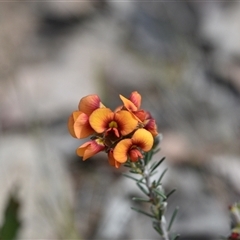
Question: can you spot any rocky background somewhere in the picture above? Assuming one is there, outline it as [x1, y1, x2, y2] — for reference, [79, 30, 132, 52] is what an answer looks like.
[1, 1, 240, 239]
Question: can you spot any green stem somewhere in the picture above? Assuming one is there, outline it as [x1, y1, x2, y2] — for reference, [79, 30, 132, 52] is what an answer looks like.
[143, 168, 169, 240]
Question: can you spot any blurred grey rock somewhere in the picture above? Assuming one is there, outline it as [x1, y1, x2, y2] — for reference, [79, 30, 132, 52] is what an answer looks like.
[165, 165, 230, 239]
[197, 1, 240, 93]
[0, 2, 36, 80]
[0, 133, 78, 239]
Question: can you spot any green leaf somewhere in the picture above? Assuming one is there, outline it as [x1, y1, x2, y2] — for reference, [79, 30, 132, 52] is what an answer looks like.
[171, 234, 180, 240]
[132, 197, 150, 203]
[129, 170, 141, 174]
[152, 188, 167, 200]
[0, 193, 21, 240]
[150, 157, 166, 173]
[157, 168, 168, 185]
[166, 189, 176, 199]
[123, 163, 131, 168]
[137, 176, 145, 183]
[152, 148, 160, 155]
[152, 224, 163, 236]
[136, 182, 149, 196]
[168, 207, 179, 231]
[122, 173, 140, 182]
[131, 207, 155, 219]
[144, 151, 153, 165]
[149, 171, 158, 177]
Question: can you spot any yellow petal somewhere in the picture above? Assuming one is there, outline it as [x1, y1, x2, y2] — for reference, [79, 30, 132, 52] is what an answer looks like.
[132, 129, 154, 152]
[113, 139, 132, 163]
[114, 110, 138, 136]
[89, 108, 113, 133]
[78, 94, 105, 116]
[129, 91, 141, 109]
[119, 94, 138, 112]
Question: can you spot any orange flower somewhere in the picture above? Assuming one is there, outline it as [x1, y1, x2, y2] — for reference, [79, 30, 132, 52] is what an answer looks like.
[76, 138, 105, 160]
[119, 91, 141, 112]
[68, 94, 105, 139]
[68, 111, 95, 138]
[113, 128, 154, 163]
[89, 108, 138, 137]
[120, 92, 158, 137]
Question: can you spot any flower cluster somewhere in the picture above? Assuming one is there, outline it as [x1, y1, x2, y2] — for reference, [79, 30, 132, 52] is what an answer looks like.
[68, 91, 158, 168]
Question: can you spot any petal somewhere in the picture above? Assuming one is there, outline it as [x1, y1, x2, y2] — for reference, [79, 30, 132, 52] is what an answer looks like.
[78, 94, 105, 116]
[114, 110, 138, 136]
[129, 91, 141, 109]
[68, 111, 81, 138]
[113, 139, 132, 163]
[119, 94, 138, 112]
[89, 108, 114, 133]
[74, 112, 95, 138]
[133, 110, 147, 122]
[129, 148, 143, 162]
[76, 140, 105, 160]
[72, 111, 82, 121]
[106, 127, 120, 138]
[114, 105, 123, 113]
[132, 129, 154, 152]
[108, 150, 121, 168]
[144, 119, 158, 137]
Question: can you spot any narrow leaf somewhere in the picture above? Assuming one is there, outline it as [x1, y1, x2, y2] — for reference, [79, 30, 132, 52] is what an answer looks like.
[137, 176, 145, 183]
[131, 207, 155, 218]
[132, 197, 150, 203]
[136, 182, 149, 196]
[150, 157, 166, 173]
[171, 234, 180, 240]
[144, 151, 153, 165]
[166, 189, 176, 199]
[149, 170, 158, 177]
[152, 148, 160, 155]
[168, 207, 179, 231]
[153, 189, 167, 200]
[122, 173, 140, 182]
[129, 170, 140, 174]
[157, 168, 168, 185]
[153, 225, 163, 235]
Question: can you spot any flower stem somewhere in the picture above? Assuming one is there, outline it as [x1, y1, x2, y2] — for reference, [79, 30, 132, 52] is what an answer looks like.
[143, 168, 169, 240]
[124, 137, 178, 239]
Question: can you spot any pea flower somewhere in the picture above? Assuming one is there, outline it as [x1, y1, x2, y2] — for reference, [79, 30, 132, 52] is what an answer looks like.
[89, 108, 138, 137]
[68, 94, 105, 139]
[76, 138, 105, 160]
[120, 91, 158, 136]
[113, 129, 154, 163]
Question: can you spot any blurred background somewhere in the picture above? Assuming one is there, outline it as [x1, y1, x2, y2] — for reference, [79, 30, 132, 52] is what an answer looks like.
[1, 1, 240, 239]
